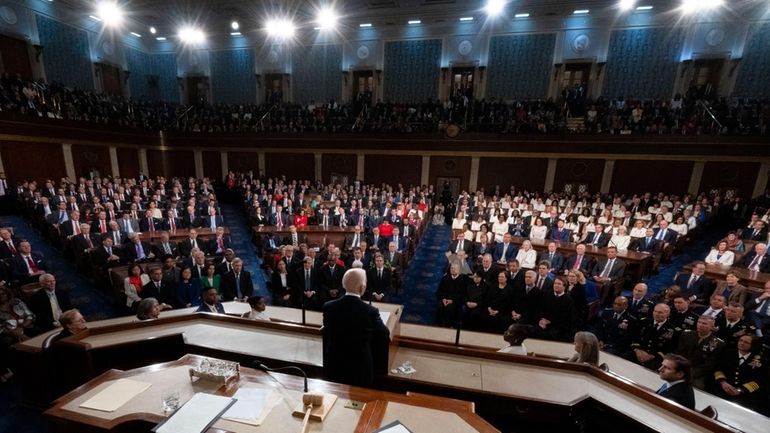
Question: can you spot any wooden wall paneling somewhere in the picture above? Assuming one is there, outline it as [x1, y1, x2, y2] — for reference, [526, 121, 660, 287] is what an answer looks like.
[429, 156, 472, 192]
[553, 159, 604, 194]
[227, 152, 260, 174]
[71, 145, 111, 178]
[610, 160, 693, 195]
[477, 157, 548, 193]
[321, 154, 356, 184]
[0, 141, 64, 183]
[264, 153, 314, 180]
[699, 162, 760, 196]
[164, 150, 195, 179]
[145, 149, 163, 178]
[364, 155, 422, 186]
[116, 148, 139, 179]
[202, 151, 222, 181]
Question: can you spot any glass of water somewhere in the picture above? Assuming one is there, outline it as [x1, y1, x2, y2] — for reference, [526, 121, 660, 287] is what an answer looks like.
[161, 390, 180, 414]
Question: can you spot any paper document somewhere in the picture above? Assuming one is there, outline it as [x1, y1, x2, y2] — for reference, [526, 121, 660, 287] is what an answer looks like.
[379, 311, 391, 325]
[373, 420, 414, 433]
[79, 378, 152, 412]
[221, 387, 280, 426]
[154, 393, 235, 433]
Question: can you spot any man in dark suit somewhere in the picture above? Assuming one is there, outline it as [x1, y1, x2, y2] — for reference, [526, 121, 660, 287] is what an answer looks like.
[177, 230, 203, 258]
[153, 231, 179, 257]
[509, 270, 543, 326]
[322, 268, 390, 387]
[740, 243, 770, 273]
[368, 227, 385, 252]
[91, 237, 122, 269]
[142, 267, 175, 306]
[631, 227, 663, 253]
[269, 205, 289, 228]
[591, 246, 627, 302]
[0, 228, 21, 259]
[674, 262, 713, 304]
[123, 233, 155, 263]
[594, 296, 638, 356]
[294, 257, 320, 309]
[197, 286, 226, 313]
[448, 231, 473, 256]
[221, 258, 254, 301]
[181, 206, 202, 229]
[629, 303, 677, 370]
[28, 273, 72, 332]
[207, 227, 232, 256]
[533, 262, 554, 292]
[344, 225, 366, 251]
[538, 241, 565, 273]
[10, 241, 47, 284]
[550, 220, 571, 242]
[365, 255, 391, 302]
[70, 224, 99, 254]
[202, 208, 225, 231]
[746, 281, 770, 337]
[656, 354, 696, 410]
[389, 227, 407, 253]
[562, 244, 595, 276]
[653, 220, 678, 245]
[741, 220, 768, 241]
[320, 252, 346, 303]
[534, 277, 576, 342]
[582, 225, 611, 248]
[161, 210, 182, 231]
[493, 233, 517, 265]
[283, 225, 307, 248]
[138, 210, 159, 232]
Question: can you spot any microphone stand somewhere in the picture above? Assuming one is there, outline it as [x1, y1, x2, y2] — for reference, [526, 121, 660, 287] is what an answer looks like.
[301, 293, 307, 326]
[252, 360, 309, 392]
[454, 317, 462, 346]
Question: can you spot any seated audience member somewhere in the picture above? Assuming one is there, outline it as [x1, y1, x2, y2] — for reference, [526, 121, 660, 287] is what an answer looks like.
[655, 354, 696, 410]
[29, 273, 72, 332]
[124, 233, 155, 263]
[200, 264, 222, 299]
[261, 231, 282, 255]
[207, 227, 231, 256]
[673, 262, 712, 304]
[248, 295, 270, 320]
[178, 229, 202, 258]
[197, 286, 225, 313]
[153, 231, 178, 257]
[563, 244, 595, 275]
[747, 281, 770, 337]
[481, 271, 514, 333]
[630, 227, 662, 253]
[653, 220, 678, 246]
[222, 258, 254, 302]
[712, 335, 766, 412]
[676, 315, 725, 389]
[124, 264, 150, 311]
[591, 246, 626, 297]
[70, 224, 97, 254]
[319, 251, 345, 302]
[136, 298, 162, 320]
[10, 241, 46, 285]
[608, 225, 631, 251]
[50, 308, 87, 345]
[528, 218, 548, 241]
[514, 239, 537, 269]
[161, 256, 180, 286]
[697, 294, 726, 320]
[715, 302, 754, 349]
[1, 285, 37, 381]
[538, 241, 564, 273]
[436, 263, 467, 328]
[216, 249, 236, 275]
[365, 254, 391, 302]
[704, 240, 735, 266]
[594, 296, 638, 356]
[346, 247, 369, 269]
[740, 242, 770, 273]
[533, 261, 554, 291]
[270, 260, 293, 305]
[568, 331, 600, 366]
[723, 231, 745, 253]
[629, 303, 677, 370]
[652, 284, 682, 307]
[582, 224, 610, 248]
[670, 295, 699, 333]
[176, 267, 202, 308]
[535, 277, 576, 342]
[550, 219, 571, 242]
[142, 267, 174, 307]
[449, 230, 472, 256]
[498, 324, 530, 355]
[493, 233, 517, 265]
[462, 270, 488, 330]
[628, 283, 654, 319]
[711, 271, 749, 307]
[742, 220, 768, 241]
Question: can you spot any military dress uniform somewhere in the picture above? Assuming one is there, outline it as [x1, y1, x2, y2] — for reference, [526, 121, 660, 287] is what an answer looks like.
[594, 308, 638, 356]
[676, 330, 725, 389]
[714, 318, 755, 350]
[713, 350, 766, 411]
[627, 298, 654, 320]
[629, 319, 677, 370]
[670, 308, 699, 334]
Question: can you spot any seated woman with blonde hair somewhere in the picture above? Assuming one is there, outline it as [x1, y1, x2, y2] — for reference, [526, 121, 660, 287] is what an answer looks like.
[568, 331, 600, 366]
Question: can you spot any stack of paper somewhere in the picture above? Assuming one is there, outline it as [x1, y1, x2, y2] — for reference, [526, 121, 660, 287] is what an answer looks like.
[221, 388, 281, 426]
[79, 379, 152, 412]
[154, 393, 235, 433]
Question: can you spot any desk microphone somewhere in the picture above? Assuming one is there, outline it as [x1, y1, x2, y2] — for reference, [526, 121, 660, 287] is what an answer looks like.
[252, 360, 309, 392]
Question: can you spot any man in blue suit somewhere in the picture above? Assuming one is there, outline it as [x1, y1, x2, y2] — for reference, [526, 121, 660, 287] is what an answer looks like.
[323, 268, 390, 387]
[493, 233, 517, 265]
[538, 241, 565, 273]
[674, 262, 713, 304]
[197, 287, 225, 313]
[550, 220, 571, 242]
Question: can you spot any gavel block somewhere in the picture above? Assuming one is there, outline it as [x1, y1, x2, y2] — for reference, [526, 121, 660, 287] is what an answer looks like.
[291, 392, 338, 422]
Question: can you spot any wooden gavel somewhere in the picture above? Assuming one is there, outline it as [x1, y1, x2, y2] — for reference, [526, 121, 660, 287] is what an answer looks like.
[299, 393, 324, 433]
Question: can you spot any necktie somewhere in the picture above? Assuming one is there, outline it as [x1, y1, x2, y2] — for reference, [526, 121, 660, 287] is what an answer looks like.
[26, 255, 39, 273]
[235, 273, 242, 298]
[59, 211, 65, 224]
[657, 230, 665, 241]
[48, 292, 61, 322]
[656, 383, 669, 395]
[107, 247, 112, 256]
[593, 234, 600, 245]
[192, 240, 197, 250]
[114, 232, 120, 245]
[537, 276, 544, 288]
[293, 233, 298, 246]
[211, 216, 216, 229]
[165, 243, 172, 254]
[148, 218, 155, 232]
[758, 298, 770, 317]
[613, 313, 620, 320]
[86, 236, 93, 249]
[305, 271, 310, 290]
[738, 356, 745, 365]
[170, 219, 176, 231]
[74, 223, 81, 235]
[456, 240, 462, 253]
[136, 243, 145, 259]
[217, 238, 224, 253]
[101, 221, 106, 233]
[7, 242, 16, 255]
[601, 259, 613, 278]
[379, 269, 382, 279]
[501, 244, 508, 259]
[574, 255, 582, 270]
[748, 255, 761, 271]
[633, 299, 639, 308]
[687, 275, 697, 289]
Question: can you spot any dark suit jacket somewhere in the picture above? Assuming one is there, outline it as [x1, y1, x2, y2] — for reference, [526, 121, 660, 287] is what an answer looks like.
[368, 235, 386, 251]
[659, 382, 696, 410]
[365, 268, 392, 299]
[449, 239, 473, 255]
[563, 254, 595, 274]
[10, 253, 46, 282]
[591, 258, 627, 283]
[582, 232, 610, 248]
[674, 273, 713, 302]
[653, 228, 678, 244]
[322, 294, 390, 387]
[0, 238, 20, 259]
[138, 217, 159, 232]
[181, 214, 202, 229]
[161, 218, 182, 231]
[740, 252, 770, 273]
[538, 251, 565, 271]
[320, 265, 346, 301]
[493, 242, 517, 263]
[631, 236, 662, 253]
[177, 238, 204, 257]
[221, 270, 255, 300]
[741, 228, 768, 241]
[123, 241, 153, 262]
[153, 241, 179, 258]
[141, 280, 175, 305]
[70, 233, 98, 254]
[201, 215, 224, 230]
[29, 288, 72, 332]
[550, 228, 571, 242]
[206, 236, 232, 256]
[197, 302, 226, 314]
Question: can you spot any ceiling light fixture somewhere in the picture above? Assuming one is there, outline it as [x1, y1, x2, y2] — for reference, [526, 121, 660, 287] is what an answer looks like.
[95, 1, 124, 27]
[484, 0, 506, 17]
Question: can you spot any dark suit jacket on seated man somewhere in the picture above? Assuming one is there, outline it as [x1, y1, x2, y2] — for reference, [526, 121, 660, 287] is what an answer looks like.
[322, 268, 390, 387]
[197, 287, 226, 313]
[656, 354, 696, 410]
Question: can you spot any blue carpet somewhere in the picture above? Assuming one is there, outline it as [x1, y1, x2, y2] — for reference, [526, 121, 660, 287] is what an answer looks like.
[0, 216, 118, 321]
[390, 223, 451, 324]
[0, 382, 49, 433]
[220, 204, 270, 301]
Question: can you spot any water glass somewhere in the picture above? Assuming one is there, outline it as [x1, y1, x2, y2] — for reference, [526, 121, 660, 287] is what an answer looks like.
[161, 390, 180, 414]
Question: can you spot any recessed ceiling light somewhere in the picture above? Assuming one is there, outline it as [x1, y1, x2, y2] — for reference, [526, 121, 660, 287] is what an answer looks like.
[359, 23, 372, 28]
[130, 32, 141, 37]
[155, 37, 167, 41]
[230, 32, 241, 36]
[514, 13, 530, 18]
[149, 26, 157, 34]
[636, 5, 653, 10]
[231, 21, 239, 30]
[408, 20, 421, 24]
[573, 9, 590, 15]
[459, 17, 474, 22]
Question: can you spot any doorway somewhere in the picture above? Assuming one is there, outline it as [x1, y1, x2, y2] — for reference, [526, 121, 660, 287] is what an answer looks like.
[98, 63, 122, 96]
[352, 70, 374, 106]
[185, 76, 209, 106]
[691, 59, 724, 98]
[561, 63, 591, 116]
[264, 73, 283, 105]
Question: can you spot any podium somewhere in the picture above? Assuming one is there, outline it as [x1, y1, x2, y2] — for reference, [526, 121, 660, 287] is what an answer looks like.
[44, 354, 498, 433]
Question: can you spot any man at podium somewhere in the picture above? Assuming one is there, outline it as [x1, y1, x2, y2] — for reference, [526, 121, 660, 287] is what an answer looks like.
[322, 268, 390, 387]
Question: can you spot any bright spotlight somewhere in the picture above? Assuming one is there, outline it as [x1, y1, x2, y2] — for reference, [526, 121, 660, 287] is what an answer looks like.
[265, 18, 296, 39]
[231, 21, 239, 30]
[619, 0, 636, 11]
[149, 26, 157, 34]
[96, 1, 124, 27]
[681, 0, 723, 14]
[484, 0, 506, 17]
[316, 7, 338, 30]
[178, 26, 205, 44]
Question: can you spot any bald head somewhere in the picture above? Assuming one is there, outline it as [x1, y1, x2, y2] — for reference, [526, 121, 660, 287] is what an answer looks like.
[342, 268, 367, 296]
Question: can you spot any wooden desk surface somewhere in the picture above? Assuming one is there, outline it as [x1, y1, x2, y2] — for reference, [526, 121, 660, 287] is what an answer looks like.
[253, 226, 358, 234]
[508, 236, 652, 263]
[136, 227, 229, 242]
[45, 354, 497, 433]
[682, 261, 769, 289]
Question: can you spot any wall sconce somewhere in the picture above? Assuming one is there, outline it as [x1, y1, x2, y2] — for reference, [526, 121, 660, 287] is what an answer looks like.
[177, 77, 184, 90]
[375, 69, 382, 84]
[728, 58, 741, 77]
[342, 70, 349, 85]
[123, 70, 130, 84]
[33, 44, 43, 62]
[255, 74, 261, 88]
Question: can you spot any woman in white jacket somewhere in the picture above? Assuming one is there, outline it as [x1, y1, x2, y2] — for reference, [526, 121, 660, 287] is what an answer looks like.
[704, 240, 735, 266]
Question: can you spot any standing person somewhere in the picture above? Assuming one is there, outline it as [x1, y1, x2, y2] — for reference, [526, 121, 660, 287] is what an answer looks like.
[655, 354, 696, 410]
[322, 268, 390, 387]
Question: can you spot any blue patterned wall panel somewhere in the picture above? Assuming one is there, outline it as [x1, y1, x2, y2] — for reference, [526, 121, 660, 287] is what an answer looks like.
[210, 49, 256, 104]
[603, 28, 683, 99]
[125, 48, 178, 103]
[383, 39, 442, 103]
[292, 44, 342, 104]
[486, 33, 556, 100]
[35, 14, 93, 90]
[734, 23, 770, 98]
